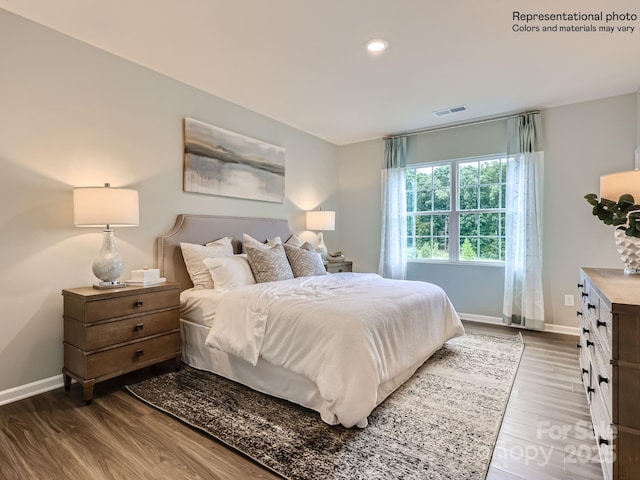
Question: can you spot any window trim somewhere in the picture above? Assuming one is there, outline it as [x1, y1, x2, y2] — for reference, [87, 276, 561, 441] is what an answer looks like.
[406, 153, 507, 265]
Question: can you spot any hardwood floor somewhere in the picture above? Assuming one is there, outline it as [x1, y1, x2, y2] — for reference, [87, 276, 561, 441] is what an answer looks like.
[0, 322, 603, 480]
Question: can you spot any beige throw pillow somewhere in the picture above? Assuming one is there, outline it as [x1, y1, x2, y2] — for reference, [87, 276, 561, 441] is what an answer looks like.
[283, 244, 327, 278]
[245, 244, 294, 283]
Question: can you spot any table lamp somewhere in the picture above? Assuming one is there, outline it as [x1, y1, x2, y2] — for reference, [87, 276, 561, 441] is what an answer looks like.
[306, 209, 335, 261]
[73, 183, 139, 288]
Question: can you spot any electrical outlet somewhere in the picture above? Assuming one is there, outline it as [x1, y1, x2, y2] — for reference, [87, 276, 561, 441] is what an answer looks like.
[564, 294, 575, 307]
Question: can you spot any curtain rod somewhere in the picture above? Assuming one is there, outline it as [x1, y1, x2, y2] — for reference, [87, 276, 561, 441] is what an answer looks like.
[384, 110, 540, 139]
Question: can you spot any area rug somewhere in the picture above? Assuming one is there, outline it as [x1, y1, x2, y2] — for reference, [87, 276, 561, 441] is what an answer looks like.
[126, 332, 523, 480]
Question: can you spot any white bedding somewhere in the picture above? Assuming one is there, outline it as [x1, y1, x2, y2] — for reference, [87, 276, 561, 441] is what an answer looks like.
[204, 272, 464, 427]
[180, 288, 225, 327]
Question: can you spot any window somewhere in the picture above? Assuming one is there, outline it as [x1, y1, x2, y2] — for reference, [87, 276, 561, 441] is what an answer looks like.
[406, 154, 507, 263]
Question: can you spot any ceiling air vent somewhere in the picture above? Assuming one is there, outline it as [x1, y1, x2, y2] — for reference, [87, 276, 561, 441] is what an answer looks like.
[433, 105, 469, 117]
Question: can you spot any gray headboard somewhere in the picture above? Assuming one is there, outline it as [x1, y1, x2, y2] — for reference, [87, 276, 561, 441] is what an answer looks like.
[156, 214, 292, 292]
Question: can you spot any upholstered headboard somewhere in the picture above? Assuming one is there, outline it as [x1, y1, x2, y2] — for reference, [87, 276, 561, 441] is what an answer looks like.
[156, 214, 292, 292]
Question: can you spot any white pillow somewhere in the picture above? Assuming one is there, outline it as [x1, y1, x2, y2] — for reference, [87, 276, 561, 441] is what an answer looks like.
[245, 244, 294, 283]
[180, 237, 233, 289]
[242, 233, 282, 253]
[283, 244, 327, 278]
[203, 254, 256, 291]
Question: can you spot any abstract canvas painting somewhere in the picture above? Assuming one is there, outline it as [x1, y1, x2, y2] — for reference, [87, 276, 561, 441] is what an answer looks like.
[183, 118, 285, 203]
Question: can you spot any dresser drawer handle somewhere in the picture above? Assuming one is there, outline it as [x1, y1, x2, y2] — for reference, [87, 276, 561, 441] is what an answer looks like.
[587, 386, 595, 395]
[134, 323, 144, 332]
[577, 283, 584, 289]
[576, 311, 582, 317]
[598, 436, 609, 446]
[135, 349, 144, 357]
[598, 375, 609, 385]
[586, 340, 594, 348]
[596, 320, 606, 328]
[581, 292, 588, 298]
[576, 343, 582, 350]
[587, 303, 596, 310]
[581, 368, 589, 377]
[135, 300, 144, 308]
[582, 327, 590, 334]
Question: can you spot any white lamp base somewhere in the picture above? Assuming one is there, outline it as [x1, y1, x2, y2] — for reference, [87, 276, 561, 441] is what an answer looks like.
[92, 229, 125, 289]
[316, 232, 328, 262]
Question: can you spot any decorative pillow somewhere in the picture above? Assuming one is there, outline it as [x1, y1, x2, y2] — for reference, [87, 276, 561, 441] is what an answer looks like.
[242, 233, 282, 253]
[285, 233, 304, 248]
[180, 237, 233, 289]
[283, 244, 327, 278]
[203, 254, 255, 291]
[300, 241, 316, 251]
[245, 244, 294, 283]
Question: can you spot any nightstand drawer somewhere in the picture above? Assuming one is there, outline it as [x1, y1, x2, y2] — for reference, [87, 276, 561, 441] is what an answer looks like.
[64, 308, 179, 351]
[65, 332, 181, 380]
[79, 289, 179, 323]
[326, 261, 352, 273]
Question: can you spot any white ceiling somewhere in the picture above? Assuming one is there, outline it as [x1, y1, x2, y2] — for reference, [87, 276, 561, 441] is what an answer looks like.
[2, 0, 639, 145]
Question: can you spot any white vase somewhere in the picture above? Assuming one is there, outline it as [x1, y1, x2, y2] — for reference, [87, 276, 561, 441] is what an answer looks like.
[614, 228, 640, 274]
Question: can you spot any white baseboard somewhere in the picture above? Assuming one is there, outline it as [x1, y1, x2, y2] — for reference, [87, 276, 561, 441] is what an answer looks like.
[0, 374, 65, 407]
[460, 312, 579, 337]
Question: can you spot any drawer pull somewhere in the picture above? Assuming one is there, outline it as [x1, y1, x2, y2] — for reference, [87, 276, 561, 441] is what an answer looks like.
[135, 349, 144, 357]
[587, 303, 596, 310]
[596, 320, 606, 328]
[582, 327, 590, 334]
[581, 292, 589, 298]
[135, 300, 144, 307]
[576, 343, 582, 350]
[134, 323, 144, 331]
[586, 340, 594, 348]
[581, 368, 589, 377]
[576, 311, 582, 317]
[598, 375, 609, 385]
[587, 386, 595, 395]
[577, 283, 584, 289]
[598, 436, 609, 446]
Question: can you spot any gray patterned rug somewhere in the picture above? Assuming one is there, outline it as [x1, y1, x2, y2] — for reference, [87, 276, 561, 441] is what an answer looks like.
[126, 332, 523, 480]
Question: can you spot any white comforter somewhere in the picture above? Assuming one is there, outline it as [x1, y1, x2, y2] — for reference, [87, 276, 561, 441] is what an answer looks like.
[205, 272, 464, 427]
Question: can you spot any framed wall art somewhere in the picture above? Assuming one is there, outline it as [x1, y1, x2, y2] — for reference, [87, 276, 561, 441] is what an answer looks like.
[183, 117, 285, 203]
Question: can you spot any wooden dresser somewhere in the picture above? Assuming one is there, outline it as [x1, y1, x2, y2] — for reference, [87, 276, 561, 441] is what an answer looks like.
[62, 282, 181, 403]
[578, 268, 640, 480]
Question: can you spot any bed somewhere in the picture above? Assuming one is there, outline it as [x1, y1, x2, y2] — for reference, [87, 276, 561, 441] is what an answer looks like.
[157, 214, 464, 428]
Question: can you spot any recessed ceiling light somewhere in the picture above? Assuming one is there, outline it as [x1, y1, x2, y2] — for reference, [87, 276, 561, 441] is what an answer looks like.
[366, 38, 388, 54]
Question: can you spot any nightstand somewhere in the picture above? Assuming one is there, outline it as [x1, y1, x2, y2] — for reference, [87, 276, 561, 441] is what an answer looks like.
[62, 282, 181, 404]
[325, 261, 353, 273]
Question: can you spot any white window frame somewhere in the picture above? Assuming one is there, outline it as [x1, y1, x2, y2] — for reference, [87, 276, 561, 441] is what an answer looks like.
[406, 153, 507, 266]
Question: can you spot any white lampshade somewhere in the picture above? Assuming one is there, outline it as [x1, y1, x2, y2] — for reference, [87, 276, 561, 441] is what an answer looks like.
[73, 184, 139, 227]
[306, 210, 335, 231]
[600, 170, 640, 203]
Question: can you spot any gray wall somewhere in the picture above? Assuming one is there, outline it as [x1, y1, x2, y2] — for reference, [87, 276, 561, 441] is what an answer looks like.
[0, 10, 339, 392]
[338, 94, 637, 326]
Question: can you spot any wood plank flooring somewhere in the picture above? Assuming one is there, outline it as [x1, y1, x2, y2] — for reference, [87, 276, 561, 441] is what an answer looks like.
[0, 321, 604, 480]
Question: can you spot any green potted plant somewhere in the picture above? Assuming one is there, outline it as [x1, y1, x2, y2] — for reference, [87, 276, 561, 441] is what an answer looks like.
[585, 193, 640, 273]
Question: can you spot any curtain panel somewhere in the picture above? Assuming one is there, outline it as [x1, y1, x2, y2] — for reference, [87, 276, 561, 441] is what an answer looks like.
[503, 113, 545, 330]
[379, 137, 407, 279]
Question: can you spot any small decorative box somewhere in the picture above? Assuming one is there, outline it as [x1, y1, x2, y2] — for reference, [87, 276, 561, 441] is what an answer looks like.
[131, 268, 160, 282]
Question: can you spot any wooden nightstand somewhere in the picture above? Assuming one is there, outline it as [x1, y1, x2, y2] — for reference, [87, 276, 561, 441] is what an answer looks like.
[325, 261, 353, 273]
[62, 282, 181, 404]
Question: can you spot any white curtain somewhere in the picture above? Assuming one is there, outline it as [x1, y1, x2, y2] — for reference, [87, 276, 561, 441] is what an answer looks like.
[379, 137, 407, 279]
[503, 113, 545, 330]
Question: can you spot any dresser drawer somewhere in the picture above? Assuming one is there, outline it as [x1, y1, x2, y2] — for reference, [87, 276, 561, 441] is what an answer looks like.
[82, 289, 179, 323]
[65, 332, 181, 380]
[591, 388, 614, 480]
[64, 309, 179, 351]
